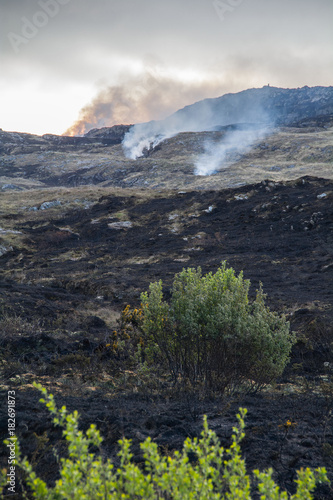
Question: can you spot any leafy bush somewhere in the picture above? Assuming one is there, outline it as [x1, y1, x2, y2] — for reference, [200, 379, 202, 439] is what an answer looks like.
[1, 384, 328, 499]
[140, 262, 295, 392]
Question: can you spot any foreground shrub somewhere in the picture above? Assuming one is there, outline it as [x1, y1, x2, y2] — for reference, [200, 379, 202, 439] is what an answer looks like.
[140, 262, 295, 392]
[1, 384, 328, 499]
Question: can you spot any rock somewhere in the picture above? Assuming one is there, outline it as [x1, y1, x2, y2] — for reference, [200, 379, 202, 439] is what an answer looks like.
[40, 200, 62, 210]
[234, 194, 248, 201]
[28, 201, 62, 211]
[0, 227, 22, 235]
[1, 183, 23, 191]
[85, 315, 107, 330]
[0, 245, 13, 257]
[108, 221, 132, 229]
[84, 124, 131, 144]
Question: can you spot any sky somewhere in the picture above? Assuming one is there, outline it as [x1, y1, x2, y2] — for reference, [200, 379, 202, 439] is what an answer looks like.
[0, 0, 332, 136]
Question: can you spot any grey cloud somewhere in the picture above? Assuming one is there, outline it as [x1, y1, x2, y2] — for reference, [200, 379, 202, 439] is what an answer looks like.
[3, 0, 332, 66]
[1, 0, 332, 135]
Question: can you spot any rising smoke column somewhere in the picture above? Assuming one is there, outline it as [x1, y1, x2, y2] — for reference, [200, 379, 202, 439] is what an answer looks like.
[122, 117, 193, 159]
[194, 126, 273, 176]
[64, 85, 135, 136]
[122, 121, 165, 159]
[63, 68, 227, 137]
[122, 96, 219, 159]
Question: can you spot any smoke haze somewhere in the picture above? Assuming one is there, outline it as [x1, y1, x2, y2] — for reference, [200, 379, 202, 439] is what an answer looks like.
[1, 0, 332, 135]
[64, 69, 228, 137]
[122, 87, 275, 176]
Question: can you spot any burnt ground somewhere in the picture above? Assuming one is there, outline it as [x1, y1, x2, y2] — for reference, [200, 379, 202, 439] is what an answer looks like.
[1, 387, 333, 499]
[1, 175, 333, 498]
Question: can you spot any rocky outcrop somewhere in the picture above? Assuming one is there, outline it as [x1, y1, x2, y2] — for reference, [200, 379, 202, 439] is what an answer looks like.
[168, 85, 333, 129]
[0, 124, 131, 153]
[84, 124, 131, 143]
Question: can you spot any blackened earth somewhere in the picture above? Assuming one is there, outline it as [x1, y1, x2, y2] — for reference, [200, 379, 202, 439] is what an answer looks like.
[1, 175, 333, 498]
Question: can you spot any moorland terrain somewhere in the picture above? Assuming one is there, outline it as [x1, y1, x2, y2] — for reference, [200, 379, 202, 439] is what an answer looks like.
[1, 87, 333, 498]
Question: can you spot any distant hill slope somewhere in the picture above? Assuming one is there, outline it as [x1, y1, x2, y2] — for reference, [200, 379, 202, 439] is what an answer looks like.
[122, 85, 333, 159]
[167, 85, 333, 130]
[0, 121, 332, 191]
[1, 86, 332, 190]
[86, 86, 333, 143]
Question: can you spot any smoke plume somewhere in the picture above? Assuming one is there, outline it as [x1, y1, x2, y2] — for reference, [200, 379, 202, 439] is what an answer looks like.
[63, 69, 227, 137]
[64, 69, 277, 176]
[194, 126, 272, 176]
[122, 94, 224, 159]
[123, 87, 275, 175]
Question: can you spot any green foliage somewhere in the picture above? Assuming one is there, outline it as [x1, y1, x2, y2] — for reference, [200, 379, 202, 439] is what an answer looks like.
[140, 262, 295, 392]
[1, 384, 328, 499]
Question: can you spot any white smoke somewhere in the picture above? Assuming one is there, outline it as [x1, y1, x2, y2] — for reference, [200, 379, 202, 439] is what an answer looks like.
[122, 94, 220, 159]
[194, 126, 272, 176]
[122, 111, 207, 159]
[122, 87, 276, 171]
[122, 122, 170, 160]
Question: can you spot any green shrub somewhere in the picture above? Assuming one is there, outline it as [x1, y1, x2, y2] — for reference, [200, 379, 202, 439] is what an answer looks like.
[140, 262, 295, 392]
[1, 384, 328, 499]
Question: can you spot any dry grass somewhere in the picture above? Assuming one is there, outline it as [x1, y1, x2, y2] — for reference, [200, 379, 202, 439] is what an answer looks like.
[0, 185, 166, 212]
[1, 126, 332, 196]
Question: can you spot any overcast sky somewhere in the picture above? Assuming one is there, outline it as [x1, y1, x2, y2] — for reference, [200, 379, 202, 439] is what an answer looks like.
[1, 0, 332, 135]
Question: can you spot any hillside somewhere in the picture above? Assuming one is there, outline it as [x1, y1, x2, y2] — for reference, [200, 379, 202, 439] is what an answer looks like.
[169, 85, 333, 128]
[1, 85, 333, 498]
[1, 118, 333, 191]
[1, 174, 333, 496]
